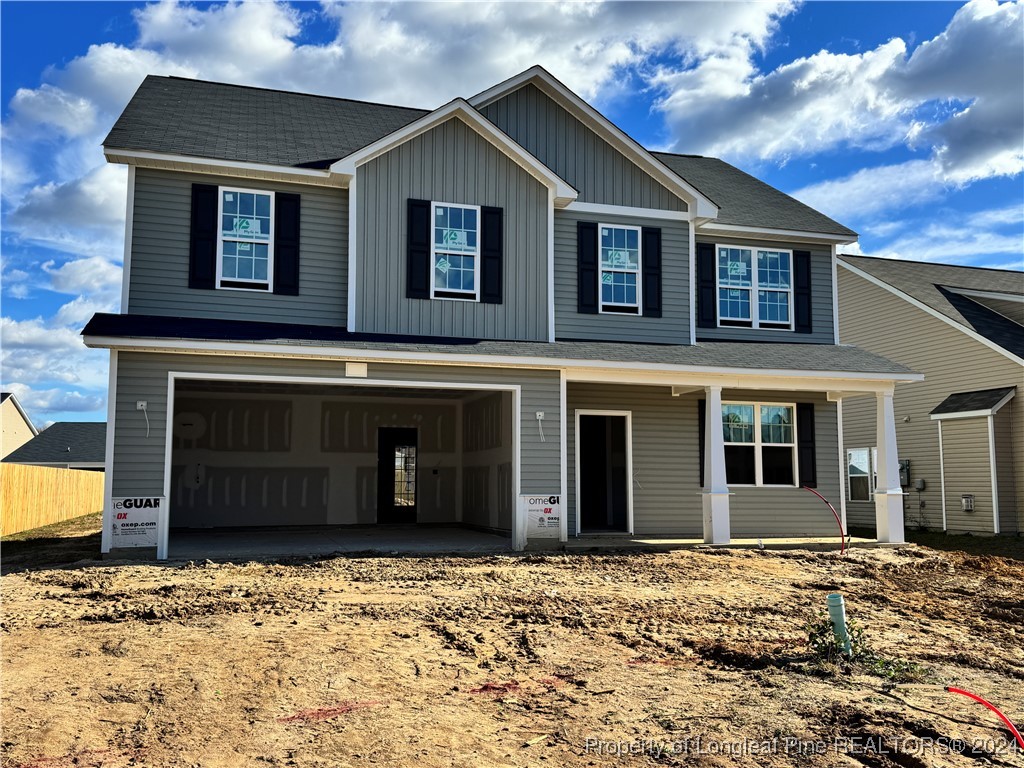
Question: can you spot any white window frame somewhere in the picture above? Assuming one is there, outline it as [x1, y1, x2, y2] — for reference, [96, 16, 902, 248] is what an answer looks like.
[430, 201, 481, 302]
[722, 400, 798, 487]
[597, 222, 643, 315]
[216, 186, 275, 292]
[846, 447, 878, 502]
[716, 244, 794, 330]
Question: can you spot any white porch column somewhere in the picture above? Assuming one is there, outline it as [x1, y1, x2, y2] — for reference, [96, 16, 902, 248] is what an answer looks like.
[874, 390, 905, 543]
[702, 385, 731, 544]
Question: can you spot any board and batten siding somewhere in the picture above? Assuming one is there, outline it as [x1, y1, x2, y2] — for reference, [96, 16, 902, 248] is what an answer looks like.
[128, 168, 347, 325]
[111, 352, 561, 502]
[939, 417, 995, 533]
[480, 84, 686, 211]
[554, 210, 690, 343]
[566, 384, 841, 537]
[696, 238, 835, 344]
[839, 267, 1022, 534]
[355, 117, 548, 341]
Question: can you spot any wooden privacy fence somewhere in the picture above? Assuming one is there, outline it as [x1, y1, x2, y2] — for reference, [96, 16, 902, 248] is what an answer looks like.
[1, 464, 104, 536]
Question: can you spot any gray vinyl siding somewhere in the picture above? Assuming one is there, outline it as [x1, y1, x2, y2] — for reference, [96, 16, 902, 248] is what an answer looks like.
[566, 384, 841, 537]
[994, 405, 1017, 534]
[839, 267, 1023, 534]
[554, 210, 690, 343]
[939, 418, 995, 533]
[355, 117, 548, 341]
[696, 238, 835, 344]
[128, 168, 347, 325]
[480, 84, 686, 211]
[111, 352, 560, 501]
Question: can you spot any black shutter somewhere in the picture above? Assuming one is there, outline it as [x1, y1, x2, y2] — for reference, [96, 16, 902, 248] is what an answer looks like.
[698, 399, 706, 488]
[273, 192, 300, 295]
[406, 199, 431, 299]
[696, 242, 716, 328]
[641, 227, 662, 318]
[796, 402, 817, 488]
[480, 206, 503, 304]
[794, 250, 812, 334]
[577, 221, 599, 314]
[189, 184, 218, 290]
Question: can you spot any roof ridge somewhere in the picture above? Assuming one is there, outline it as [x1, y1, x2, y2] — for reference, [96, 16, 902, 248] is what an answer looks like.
[161, 75, 432, 113]
[840, 254, 1024, 275]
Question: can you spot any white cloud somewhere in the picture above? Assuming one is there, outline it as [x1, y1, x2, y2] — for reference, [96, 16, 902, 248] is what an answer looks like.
[5, 383, 105, 416]
[43, 255, 122, 302]
[792, 159, 943, 221]
[8, 84, 98, 137]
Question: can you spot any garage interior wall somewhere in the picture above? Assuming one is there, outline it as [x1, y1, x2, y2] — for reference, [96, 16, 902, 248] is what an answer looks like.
[461, 392, 514, 532]
[171, 390, 472, 528]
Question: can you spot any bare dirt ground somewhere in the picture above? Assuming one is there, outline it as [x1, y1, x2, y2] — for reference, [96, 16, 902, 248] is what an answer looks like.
[2, 518, 1023, 767]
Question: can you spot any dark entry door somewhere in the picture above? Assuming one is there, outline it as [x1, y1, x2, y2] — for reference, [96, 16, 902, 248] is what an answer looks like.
[377, 428, 418, 524]
[578, 415, 629, 532]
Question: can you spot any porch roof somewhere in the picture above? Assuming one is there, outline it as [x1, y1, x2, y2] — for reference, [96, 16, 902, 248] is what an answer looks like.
[83, 313, 917, 379]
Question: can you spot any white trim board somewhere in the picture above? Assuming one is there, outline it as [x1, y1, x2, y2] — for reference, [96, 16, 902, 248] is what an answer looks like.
[699, 222, 856, 245]
[104, 149, 338, 187]
[468, 66, 717, 220]
[83, 335, 922, 388]
[121, 166, 136, 312]
[564, 201, 688, 222]
[157, 371, 523, 559]
[839, 259, 1024, 366]
[101, 350, 118, 553]
[987, 414, 1000, 535]
[573, 409, 634, 536]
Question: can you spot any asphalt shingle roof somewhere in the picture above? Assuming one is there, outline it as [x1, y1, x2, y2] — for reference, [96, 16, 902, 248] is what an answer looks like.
[105, 76, 856, 236]
[840, 256, 1024, 359]
[653, 153, 856, 237]
[104, 76, 430, 169]
[2, 422, 106, 466]
[930, 387, 1017, 416]
[82, 313, 915, 376]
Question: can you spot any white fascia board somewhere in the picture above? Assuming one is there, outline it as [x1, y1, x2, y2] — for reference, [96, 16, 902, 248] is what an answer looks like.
[330, 98, 578, 206]
[82, 334, 922, 389]
[4, 392, 39, 436]
[948, 287, 1024, 303]
[839, 260, 1024, 366]
[929, 388, 1016, 421]
[563, 201, 687, 221]
[468, 66, 718, 220]
[104, 148, 338, 187]
[697, 222, 858, 245]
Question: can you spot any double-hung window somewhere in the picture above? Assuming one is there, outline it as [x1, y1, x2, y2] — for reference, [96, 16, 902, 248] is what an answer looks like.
[599, 224, 641, 314]
[847, 448, 878, 501]
[219, 187, 274, 291]
[722, 402, 797, 486]
[717, 246, 793, 328]
[431, 202, 480, 300]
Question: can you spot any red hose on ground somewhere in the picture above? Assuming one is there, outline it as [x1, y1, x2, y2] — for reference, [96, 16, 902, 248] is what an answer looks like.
[946, 687, 1024, 751]
[801, 486, 846, 555]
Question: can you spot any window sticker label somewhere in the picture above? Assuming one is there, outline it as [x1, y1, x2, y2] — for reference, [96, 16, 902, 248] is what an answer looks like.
[436, 256, 451, 274]
[602, 273, 613, 283]
[440, 229, 467, 248]
[224, 193, 234, 201]
[237, 243, 251, 252]
[233, 218, 260, 235]
[728, 261, 747, 276]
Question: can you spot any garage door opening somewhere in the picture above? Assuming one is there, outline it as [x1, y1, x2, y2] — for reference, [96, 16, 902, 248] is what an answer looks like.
[164, 376, 519, 558]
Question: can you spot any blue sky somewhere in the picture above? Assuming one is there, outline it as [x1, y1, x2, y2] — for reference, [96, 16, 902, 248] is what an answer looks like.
[1, 0, 1022, 427]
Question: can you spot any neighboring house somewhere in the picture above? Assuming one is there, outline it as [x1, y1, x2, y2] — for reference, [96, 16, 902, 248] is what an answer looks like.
[84, 66, 918, 559]
[2, 422, 107, 470]
[838, 256, 1023, 536]
[1, 392, 38, 459]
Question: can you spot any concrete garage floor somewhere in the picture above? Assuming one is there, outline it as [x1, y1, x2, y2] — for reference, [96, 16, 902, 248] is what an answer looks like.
[168, 525, 512, 561]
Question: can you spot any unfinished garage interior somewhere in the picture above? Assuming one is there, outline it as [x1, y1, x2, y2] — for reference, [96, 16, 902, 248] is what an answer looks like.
[167, 378, 517, 554]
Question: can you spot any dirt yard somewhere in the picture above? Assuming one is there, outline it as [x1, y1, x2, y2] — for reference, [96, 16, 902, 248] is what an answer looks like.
[2, 521, 1022, 767]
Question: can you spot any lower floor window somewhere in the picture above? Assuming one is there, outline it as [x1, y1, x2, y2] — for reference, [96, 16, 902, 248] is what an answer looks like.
[847, 447, 877, 501]
[723, 402, 797, 486]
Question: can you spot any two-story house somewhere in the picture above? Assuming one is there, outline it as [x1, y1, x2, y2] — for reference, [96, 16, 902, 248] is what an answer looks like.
[84, 66, 919, 559]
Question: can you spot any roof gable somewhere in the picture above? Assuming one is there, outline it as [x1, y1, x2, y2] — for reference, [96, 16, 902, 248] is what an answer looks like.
[839, 256, 1024, 363]
[469, 66, 717, 219]
[1, 392, 38, 436]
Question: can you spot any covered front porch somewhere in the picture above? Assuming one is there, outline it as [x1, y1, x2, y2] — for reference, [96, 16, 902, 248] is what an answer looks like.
[562, 368, 915, 546]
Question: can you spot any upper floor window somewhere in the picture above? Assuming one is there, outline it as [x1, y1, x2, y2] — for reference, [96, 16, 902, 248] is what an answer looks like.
[431, 202, 479, 301]
[600, 224, 641, 314]
[219, 188, 274, 291]
[717, 246, 792, 329]
[723, 402, 797, 486]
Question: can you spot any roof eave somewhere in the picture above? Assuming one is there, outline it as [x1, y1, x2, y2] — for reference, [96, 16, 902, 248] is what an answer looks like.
[104, 148, 342, 187]
[698, 221, 858, 245]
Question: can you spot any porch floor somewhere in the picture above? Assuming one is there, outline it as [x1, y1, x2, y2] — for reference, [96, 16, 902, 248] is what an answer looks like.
[168, 525, 511, 561]
[565, 535, 905, 552]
